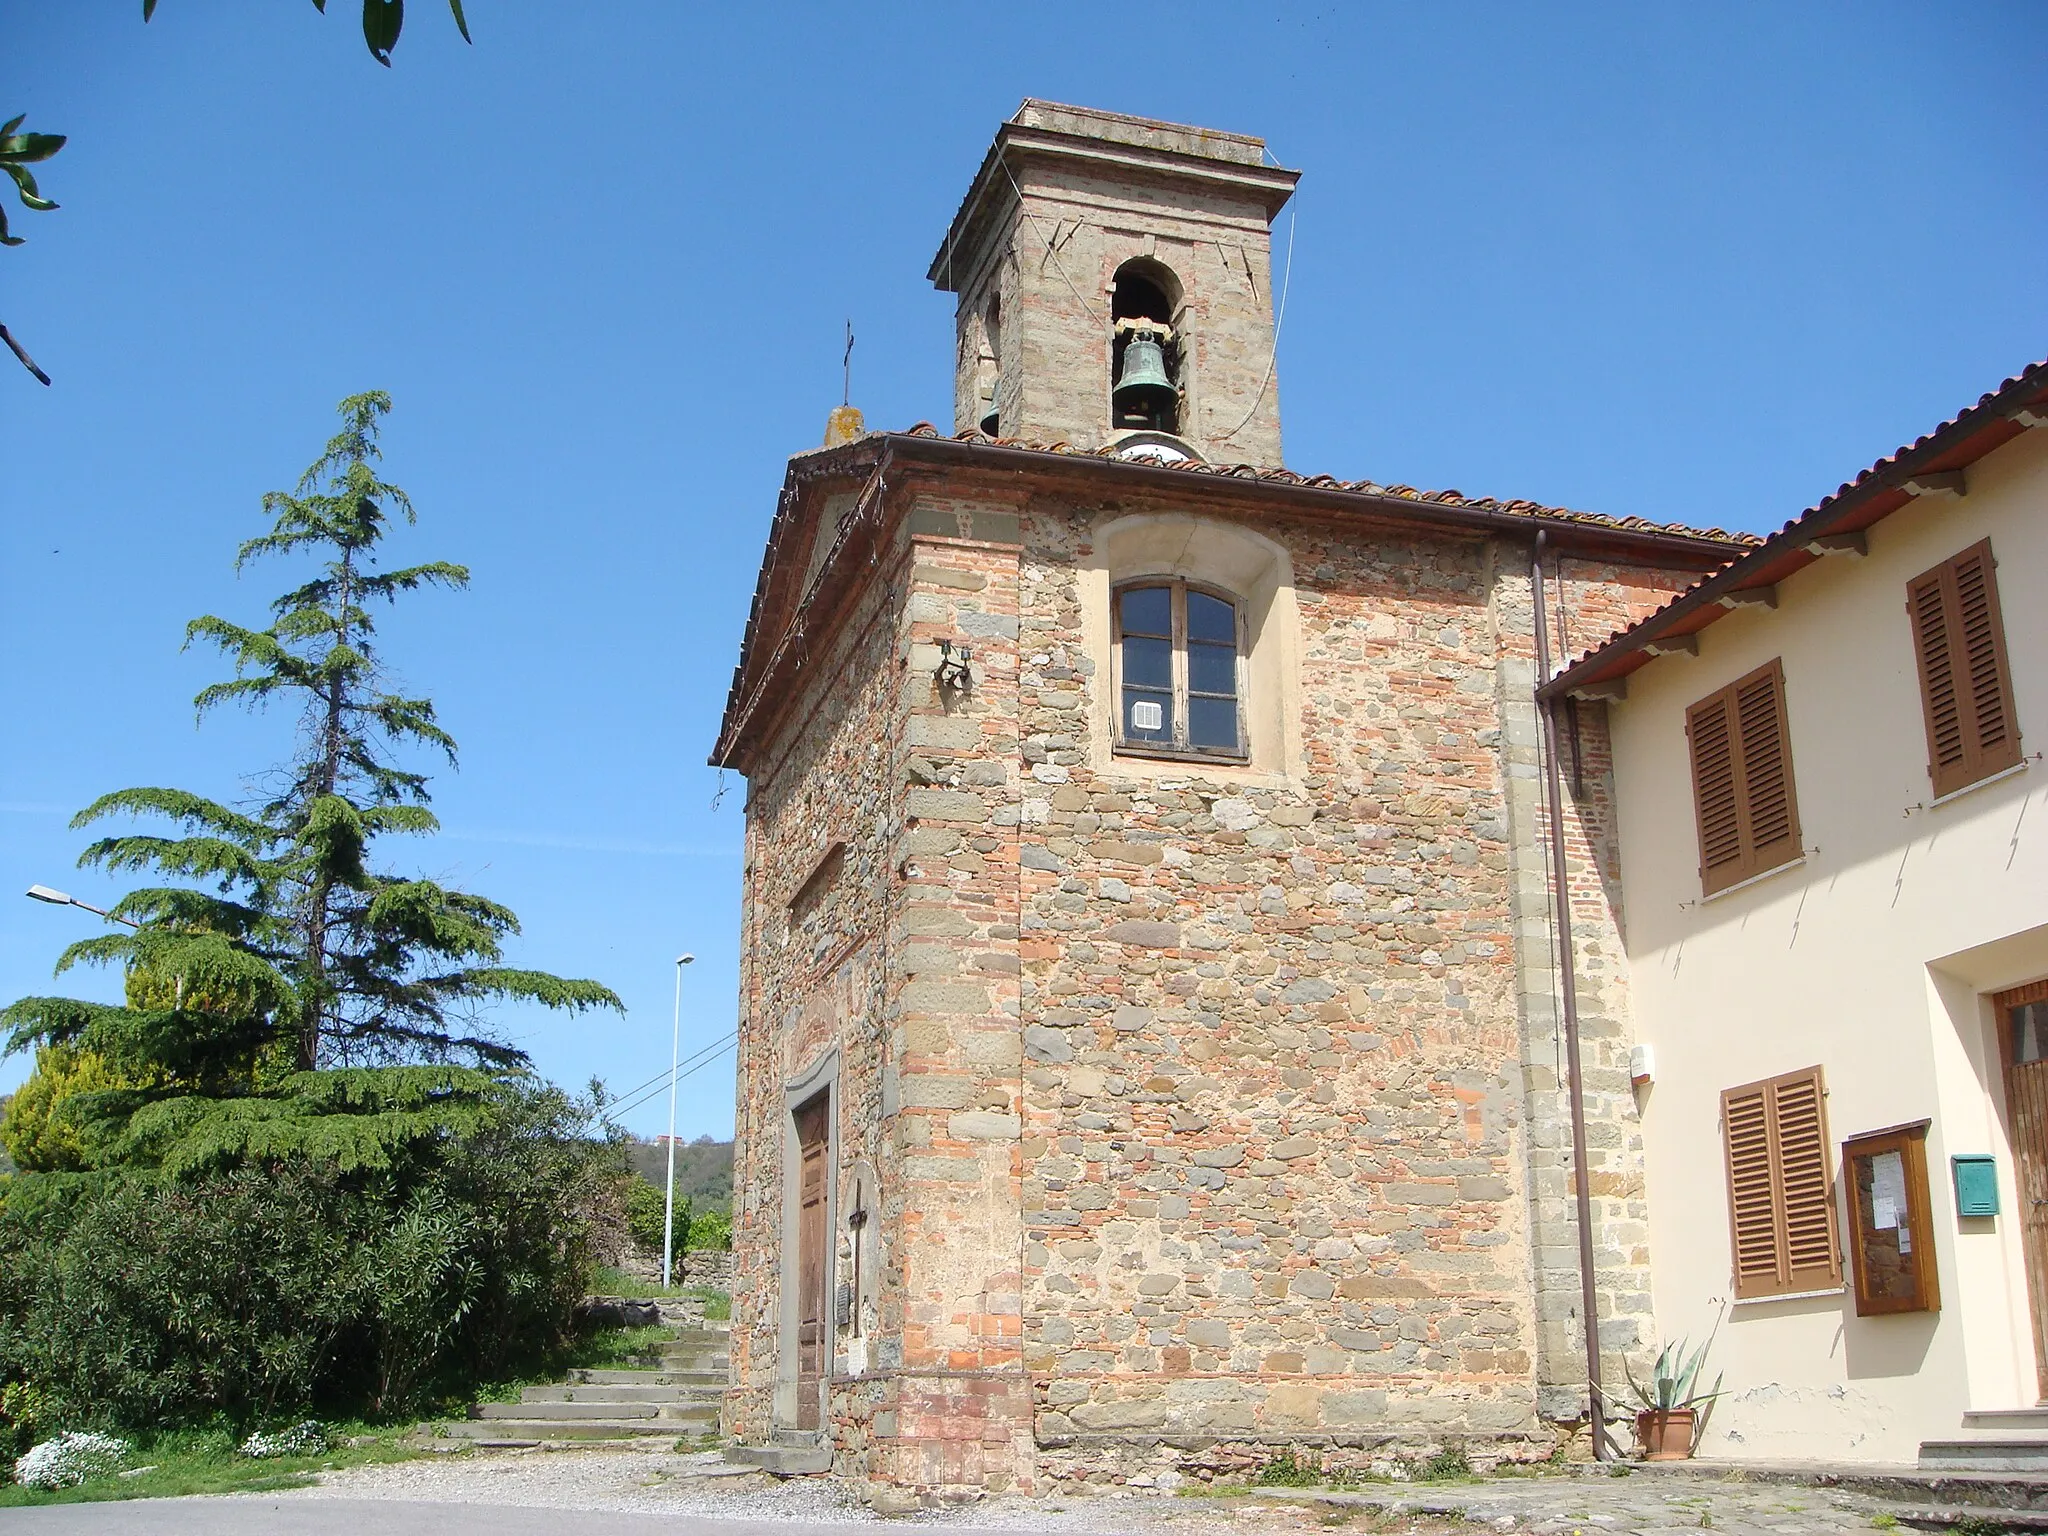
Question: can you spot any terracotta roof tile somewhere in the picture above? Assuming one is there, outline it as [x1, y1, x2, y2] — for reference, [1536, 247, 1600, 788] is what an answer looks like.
[893, 421, 1760, 546]
[1545, 357, 2048, 692]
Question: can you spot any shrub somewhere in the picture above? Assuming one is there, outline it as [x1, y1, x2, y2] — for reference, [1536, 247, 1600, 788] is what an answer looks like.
[13, 1431, 129, 1489]
[688, 1204, 732, 1251]
[0, 1081, 615, 1430]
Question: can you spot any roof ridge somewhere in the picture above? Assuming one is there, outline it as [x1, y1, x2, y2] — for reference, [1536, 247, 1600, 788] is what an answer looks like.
[888, 422, 1759, 546]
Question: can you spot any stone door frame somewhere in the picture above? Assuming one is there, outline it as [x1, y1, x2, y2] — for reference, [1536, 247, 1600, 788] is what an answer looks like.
[776, 1048, 839, 1433]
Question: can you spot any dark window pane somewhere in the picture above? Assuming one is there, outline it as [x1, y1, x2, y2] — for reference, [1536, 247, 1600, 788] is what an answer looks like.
[1121, 634, 1171, 689]
[2019, 1002, 2048, 1066]
[1187, 590, 1236, 644]
[1188, 695, 1240, 751]
[1119, 585, 1171, 637]
[1124, 688, 1172, 742]
[1188, 640, 1237, 698]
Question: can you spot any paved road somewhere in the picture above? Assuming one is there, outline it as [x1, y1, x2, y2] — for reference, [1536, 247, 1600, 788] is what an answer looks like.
[5, 1501, 898, 1535]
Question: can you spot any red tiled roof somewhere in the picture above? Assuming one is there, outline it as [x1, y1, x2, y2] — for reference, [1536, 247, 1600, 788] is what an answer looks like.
[1542, 358, 2048, 699]
[713, 426, 1757, 769]
[892, 421, 1761, 546]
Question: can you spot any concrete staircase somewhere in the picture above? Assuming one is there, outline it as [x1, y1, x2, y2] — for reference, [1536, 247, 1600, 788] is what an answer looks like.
[432, 1320, 730, 1448]
[1921, 1408, 2048, 1474]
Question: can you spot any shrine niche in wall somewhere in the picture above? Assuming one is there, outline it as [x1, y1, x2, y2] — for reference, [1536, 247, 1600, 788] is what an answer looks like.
[1842, 1121, 1940, 1316]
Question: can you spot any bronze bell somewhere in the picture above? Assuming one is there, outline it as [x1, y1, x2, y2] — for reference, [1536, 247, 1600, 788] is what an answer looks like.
[1113, 331, 1176, 425]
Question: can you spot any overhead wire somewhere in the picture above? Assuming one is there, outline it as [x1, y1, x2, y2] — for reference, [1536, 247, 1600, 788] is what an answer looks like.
[606, 1032, 738, 1122]
[1218, 198, 1296, 444]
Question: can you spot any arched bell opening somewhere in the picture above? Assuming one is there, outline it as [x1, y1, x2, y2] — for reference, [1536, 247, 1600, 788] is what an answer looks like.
[1110, 259, 1183, 435]
[976, 294, 1002, 435]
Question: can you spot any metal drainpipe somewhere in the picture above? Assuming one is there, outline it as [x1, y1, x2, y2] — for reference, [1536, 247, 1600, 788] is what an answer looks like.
[1530, 530, 1609, 1460]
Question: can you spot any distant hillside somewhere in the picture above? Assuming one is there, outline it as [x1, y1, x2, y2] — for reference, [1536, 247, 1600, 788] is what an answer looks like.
[625, 1135, 732, 1209]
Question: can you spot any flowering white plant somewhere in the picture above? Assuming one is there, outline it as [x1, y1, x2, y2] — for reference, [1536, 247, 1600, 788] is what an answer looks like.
[239, 1421, 329, 1459]
[13, 1431, 131, 1489]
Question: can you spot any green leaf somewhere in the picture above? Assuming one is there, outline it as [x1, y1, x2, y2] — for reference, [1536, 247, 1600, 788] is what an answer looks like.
[1, 131, 69, 164]
[5, 163, 56, 212]
[447, 0, 471, 43]
[142, 0, 158, 19]
[0, 115, 23, 139]
[362, 0, 403, 63]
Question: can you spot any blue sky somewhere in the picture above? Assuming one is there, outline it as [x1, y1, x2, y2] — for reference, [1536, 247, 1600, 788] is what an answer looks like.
[4, 3, 2045, 1138]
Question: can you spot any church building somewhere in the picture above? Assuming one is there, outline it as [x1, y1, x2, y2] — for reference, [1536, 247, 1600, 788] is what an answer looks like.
[709, 101, 1750, 1496]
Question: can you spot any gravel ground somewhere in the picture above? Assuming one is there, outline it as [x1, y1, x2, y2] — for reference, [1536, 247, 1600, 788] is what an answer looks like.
[268, 1445, 1906, 1536]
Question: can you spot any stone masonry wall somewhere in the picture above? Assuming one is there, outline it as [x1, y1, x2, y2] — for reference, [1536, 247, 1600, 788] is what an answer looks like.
[727, 519, 908, 1448]
[951, 171, 1284, 464]
[847, 499, 1035, 1495]
[1493, 557, 1692, 1436]
[730, 465, 1715, 1493]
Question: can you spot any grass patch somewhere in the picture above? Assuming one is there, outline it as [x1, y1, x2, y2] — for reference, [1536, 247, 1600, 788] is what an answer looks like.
[690, 1286, 732, 1321]
[0, 1424, 419, 1509]
[1416, 1448, 1473, 1483]
[1252, 1450, 1323, 1487]
[587, 1265, 732, 1310]
[473, 1321, 679, 1404]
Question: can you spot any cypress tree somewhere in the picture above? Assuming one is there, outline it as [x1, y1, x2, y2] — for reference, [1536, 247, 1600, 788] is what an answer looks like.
[2, 392, 620, 1175]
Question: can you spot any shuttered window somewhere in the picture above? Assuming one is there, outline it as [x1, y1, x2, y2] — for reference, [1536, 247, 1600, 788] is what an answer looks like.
[1685, 659, 1803, 896]
[1721, 1066, 1841, 1300]
[1908, 540, 2023, 799]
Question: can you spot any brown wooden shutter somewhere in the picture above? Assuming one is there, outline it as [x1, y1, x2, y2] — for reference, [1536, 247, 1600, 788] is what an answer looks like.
[1910, 540, 2023, 798]
[1722, 1081, 1783, 1296]
[1721, 1065, 1842, 1300]
[1687, 660, 1802, 896]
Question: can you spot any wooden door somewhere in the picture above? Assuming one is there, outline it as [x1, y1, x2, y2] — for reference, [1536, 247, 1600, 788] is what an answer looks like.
[1997, 981, 2048, 1403]
[793, 1093, 830, 1430]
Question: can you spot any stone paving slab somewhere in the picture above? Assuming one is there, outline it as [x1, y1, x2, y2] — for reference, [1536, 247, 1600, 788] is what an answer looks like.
[267, 1446, 2048, 1533]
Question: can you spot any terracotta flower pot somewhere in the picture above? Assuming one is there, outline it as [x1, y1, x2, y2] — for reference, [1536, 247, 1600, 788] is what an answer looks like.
[1635, 1407, 1697, 1461]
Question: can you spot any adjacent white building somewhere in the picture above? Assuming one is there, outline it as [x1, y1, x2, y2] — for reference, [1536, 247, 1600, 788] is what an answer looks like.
[1549, 363, 2048, 1465]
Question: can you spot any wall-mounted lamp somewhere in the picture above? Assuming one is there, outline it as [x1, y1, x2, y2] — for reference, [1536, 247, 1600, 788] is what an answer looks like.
[934, 639, 973, 694]
[1629, 1043, 1655, 1088]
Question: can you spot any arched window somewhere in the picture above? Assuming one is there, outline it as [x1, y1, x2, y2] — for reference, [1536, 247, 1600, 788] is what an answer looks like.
[1114, 580, 1244, 758]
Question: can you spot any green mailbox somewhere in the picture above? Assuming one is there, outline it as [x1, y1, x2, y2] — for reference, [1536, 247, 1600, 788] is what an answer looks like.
[1952, 1154, 1999, 1218]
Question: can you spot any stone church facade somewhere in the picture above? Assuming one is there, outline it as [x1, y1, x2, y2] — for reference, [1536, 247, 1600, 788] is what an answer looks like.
[710, 102, 1750, 1497]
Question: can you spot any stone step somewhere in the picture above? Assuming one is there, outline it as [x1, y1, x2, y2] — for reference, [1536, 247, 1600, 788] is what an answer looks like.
[1921, 1441, 2048, 1474]
[476, 1399, 718, 1425]
[478, 1399, 660, 1420]
[659, 1353, 730, 1371]
[1637, 1459, 2048, 1513]
[571, 1368, 725, 1387]
[438, 1417, 704, 1441]
[726, 1435, 830, 1476]
[1966, 1410, 2048, 1436]
[522, 1383, 723, 1405]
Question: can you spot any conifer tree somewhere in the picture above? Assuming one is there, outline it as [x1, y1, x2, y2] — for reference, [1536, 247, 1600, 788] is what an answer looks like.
[1, 392, 619, 1175]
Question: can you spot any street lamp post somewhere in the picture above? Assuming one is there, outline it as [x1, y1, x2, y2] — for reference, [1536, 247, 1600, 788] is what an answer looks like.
[663, 953, 696, 1291]
[26, 885, 140, 929]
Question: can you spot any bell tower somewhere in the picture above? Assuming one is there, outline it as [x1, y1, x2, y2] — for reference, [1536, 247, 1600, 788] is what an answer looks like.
[929, 102, 1300, 465]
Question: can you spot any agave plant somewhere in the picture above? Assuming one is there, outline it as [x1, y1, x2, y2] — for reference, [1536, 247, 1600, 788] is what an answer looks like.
[1623, 1319, 1725, 1413]
[0, 112, 64, 248]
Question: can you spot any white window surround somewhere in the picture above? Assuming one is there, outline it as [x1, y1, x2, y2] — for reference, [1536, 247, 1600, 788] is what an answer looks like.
[1077, 512, 1304, 785]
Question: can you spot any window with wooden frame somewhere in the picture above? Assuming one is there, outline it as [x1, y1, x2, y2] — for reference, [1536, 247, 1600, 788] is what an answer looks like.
[1686, 659, 1803, 896]
[1841, 1121, 1939, 1316]
[1113, 581, 1246, 761]
[1908, 539, 2023, 799]
[1721, 1066, 1842, 1300]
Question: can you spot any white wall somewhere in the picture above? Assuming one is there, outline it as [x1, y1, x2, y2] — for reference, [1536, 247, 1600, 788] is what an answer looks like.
[1607, 422, 2048, 1461]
